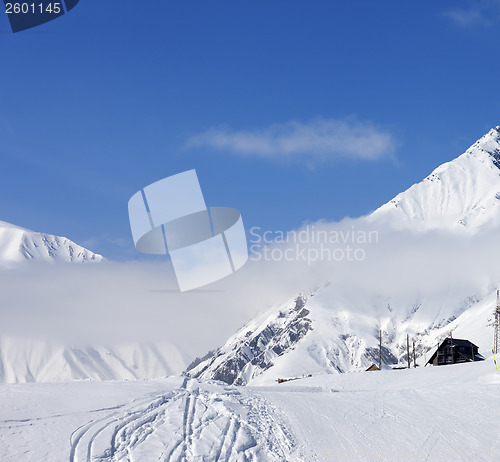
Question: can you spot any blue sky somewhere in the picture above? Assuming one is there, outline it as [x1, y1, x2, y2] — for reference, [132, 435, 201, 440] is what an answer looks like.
[1, 0, 500, 260]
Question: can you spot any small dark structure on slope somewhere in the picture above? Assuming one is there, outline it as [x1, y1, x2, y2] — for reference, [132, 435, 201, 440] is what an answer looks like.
[426, 338, 485, 366]
[366, 364, 380, 372]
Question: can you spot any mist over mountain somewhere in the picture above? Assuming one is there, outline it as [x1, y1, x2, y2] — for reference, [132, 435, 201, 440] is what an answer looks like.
[0, 224, 191, 383]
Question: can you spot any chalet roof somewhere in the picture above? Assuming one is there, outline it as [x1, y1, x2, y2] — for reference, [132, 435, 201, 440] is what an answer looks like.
[439, 338, 479, 349]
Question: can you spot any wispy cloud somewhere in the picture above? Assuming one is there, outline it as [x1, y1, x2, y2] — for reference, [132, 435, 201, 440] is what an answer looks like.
[444, 8, 489, 27]
[186, 118, 396, 164]
[443, 0, 500, 27]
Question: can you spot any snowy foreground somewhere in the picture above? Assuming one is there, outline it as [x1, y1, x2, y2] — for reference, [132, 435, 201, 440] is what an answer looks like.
[1, 359, 500, 462]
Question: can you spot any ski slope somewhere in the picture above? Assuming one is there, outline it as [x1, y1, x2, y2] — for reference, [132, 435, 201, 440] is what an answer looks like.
[1, 359, 499, 461]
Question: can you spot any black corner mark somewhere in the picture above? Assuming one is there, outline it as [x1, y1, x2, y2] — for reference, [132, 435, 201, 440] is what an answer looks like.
[64, 0, 77, 12]
[3, 0, 79, 33]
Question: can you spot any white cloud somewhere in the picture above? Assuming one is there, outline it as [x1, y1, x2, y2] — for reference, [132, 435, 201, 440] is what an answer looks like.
[443, 8, 489, 27]
[186, 118, 396, 164]
[443, 0, 500, 27]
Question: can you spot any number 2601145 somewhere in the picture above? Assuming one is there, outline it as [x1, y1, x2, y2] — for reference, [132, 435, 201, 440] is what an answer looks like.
[5, 3, 62, 14]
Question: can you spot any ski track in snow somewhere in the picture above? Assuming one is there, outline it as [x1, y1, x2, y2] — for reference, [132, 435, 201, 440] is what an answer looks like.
[2, 363, 500, 461]
[68, 378, 295, 462]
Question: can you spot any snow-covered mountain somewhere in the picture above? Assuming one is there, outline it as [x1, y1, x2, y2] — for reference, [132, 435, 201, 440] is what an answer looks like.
[185, 295, 315, 385]
[185, 285, 490, 385]
[368, 126, 500, 231]
[185, 127, 500, 385]
[0, 220, 103, 267]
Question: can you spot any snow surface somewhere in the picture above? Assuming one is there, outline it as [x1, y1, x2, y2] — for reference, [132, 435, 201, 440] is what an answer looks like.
[0, 338, 188, 383]
[1, 360, 499, 461]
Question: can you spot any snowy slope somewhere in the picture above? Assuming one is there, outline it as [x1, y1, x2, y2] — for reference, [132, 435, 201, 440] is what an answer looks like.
[415, 289, 498, 363]
[0, 337, 188, 383]
[185, 295, 315, 385]
[1, 361, 499, 461]
[0, 220, 103, 267]
[368, 126, 500, 231]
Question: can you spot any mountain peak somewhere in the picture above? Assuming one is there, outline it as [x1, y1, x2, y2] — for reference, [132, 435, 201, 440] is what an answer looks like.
[0, 220, 29, 231]
[468, 126, 500, 167]
[368, 127, 500, 232]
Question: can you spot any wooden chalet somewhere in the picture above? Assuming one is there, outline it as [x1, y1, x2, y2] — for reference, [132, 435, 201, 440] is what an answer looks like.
[426, 338, 485, 366]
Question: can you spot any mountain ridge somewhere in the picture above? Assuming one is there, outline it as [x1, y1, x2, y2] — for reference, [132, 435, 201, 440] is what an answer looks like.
[367, 126, 500, 232]
[0, 220, 104, 267]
